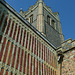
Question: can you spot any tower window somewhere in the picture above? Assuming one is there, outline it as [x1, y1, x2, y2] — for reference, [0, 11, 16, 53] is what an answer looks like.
[52, 20, 55, 28]
[47, 15, 50, 25]
[29, 14, 33, 23]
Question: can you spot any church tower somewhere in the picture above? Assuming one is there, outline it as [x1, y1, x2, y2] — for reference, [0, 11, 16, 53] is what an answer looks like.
[20, 0, 64, 47]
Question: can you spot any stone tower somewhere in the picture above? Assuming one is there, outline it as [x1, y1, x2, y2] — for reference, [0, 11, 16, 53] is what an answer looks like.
[20, 0, 64, 47]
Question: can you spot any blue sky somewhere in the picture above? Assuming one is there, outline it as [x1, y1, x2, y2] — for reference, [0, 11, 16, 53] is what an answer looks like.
[5, 0, 75, 40]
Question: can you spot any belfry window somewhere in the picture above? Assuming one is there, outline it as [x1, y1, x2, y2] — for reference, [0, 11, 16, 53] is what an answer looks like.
[47, 15, 50, 25]
[29, 14, 33, 23]
[52, 20, 55, 28]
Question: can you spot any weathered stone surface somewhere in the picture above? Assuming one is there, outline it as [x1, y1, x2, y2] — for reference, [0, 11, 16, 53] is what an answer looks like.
[62, 50, 75, 75]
